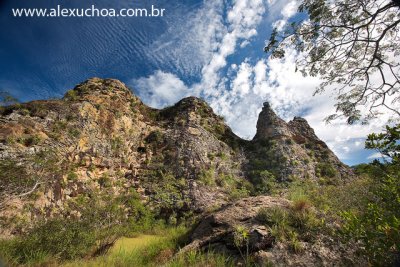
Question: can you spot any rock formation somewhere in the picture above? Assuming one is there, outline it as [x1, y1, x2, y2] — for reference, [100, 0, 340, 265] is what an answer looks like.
[0, 78, 351, 237]
[249, 101, 352, 182]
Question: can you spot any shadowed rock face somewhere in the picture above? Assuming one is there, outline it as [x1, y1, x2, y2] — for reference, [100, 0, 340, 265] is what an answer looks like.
[0, 78, 351, 237]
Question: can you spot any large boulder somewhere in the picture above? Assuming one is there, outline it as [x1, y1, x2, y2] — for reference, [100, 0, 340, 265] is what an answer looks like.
[181, 196, 365, 266]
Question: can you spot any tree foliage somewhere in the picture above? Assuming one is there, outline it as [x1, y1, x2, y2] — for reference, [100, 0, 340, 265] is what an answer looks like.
[0, 150, 60, 210]
[265, 0, 400, 123]
[365, 123, 400, 162]
[342, 124, 400, 265]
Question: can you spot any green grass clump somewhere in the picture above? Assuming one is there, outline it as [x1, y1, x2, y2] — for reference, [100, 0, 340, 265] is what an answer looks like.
[256, 201, 320, 254]
[198, 167, 216, 186]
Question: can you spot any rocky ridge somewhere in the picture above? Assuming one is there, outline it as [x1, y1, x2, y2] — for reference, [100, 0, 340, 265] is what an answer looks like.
[0, 78, 351, 237]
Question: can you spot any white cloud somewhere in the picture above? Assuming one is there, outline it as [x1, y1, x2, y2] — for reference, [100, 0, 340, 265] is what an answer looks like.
[367, 152, 388, 160]
[198, 0, 266, 95]
[282, 0, 298, 18]
[231, 61, 253, 96]
[271, 0, 299, 31]
[206, 45, 393, 162]
[131, 71, 190, 108]
[273, 20, 287, 31]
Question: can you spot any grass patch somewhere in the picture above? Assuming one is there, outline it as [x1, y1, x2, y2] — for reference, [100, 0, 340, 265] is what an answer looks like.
[166, 250, 235, 267]
[63, 226, 188, 267]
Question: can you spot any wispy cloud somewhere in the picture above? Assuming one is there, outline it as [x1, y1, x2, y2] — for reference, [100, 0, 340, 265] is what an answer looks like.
[149, 1, 226, 78]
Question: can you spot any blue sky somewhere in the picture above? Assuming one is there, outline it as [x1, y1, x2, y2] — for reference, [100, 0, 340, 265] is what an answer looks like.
[0, 0, 392, 165]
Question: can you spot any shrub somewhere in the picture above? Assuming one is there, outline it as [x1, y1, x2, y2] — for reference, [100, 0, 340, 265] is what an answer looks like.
[288, 231, 303, 253]
[256, 207, 289, 228]
[207, 153, 215, 160]
[68, 128, 80, 138]
[145, 130, 164, 144]
[316, 162, 337, 178]
[214, 124, 225, 136]
[229, 186, 250, 200]
[98, 173, 112, 188]
[290, 203, 318, 232]
[339, 124, 400, 265]
[19, 108, 30, 116]
[23, 135, 41, 146]
[149, 172, 190, 219]
[67, 171, 78, 181]
[250, 170, 279, 194]
[0, 219, 96, 264]
[64, 90, 78, 101]
[216, 151, 228, 160]
[341, 166, 400, 265]
[233, 225, 250, 264]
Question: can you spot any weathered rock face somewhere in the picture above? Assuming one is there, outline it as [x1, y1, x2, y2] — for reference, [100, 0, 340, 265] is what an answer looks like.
[0, 78, 247, 236]
[0, 78, 351, 237]
[181, 196, 365, 266]
[254, 102, 292, 139]
[248, 102, 351, 182]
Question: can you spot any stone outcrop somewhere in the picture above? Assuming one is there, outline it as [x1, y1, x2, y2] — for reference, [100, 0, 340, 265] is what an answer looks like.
[254, 102, 292, 139]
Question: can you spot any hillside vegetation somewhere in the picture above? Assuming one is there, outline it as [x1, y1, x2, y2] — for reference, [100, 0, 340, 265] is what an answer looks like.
[0, 78, 398, 266]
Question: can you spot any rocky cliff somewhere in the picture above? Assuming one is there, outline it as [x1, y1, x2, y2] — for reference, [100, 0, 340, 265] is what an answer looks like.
[249, 102, 351, 185]
[0, 78, 352, 236]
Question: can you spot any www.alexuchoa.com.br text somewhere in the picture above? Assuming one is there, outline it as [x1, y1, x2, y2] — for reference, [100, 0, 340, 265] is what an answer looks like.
[12, 5, 165, 18]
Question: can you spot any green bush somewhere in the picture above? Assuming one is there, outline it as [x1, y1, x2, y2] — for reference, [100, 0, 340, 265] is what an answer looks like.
[67, 171, 78, 181]
[316, 162, 337, 178]
[148, 172, 190, 219]
[216, 151, 228, 160]
[0, 219, 96, 264]
[64, 90, 78, 101]
[98, 173, 112, 188]
[229, 186, 250, 200]
[341, 163, 400, 265]
[256, 207, 289, 229]
[145, 130, 164, 144]
[68, 128, 81, 138]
